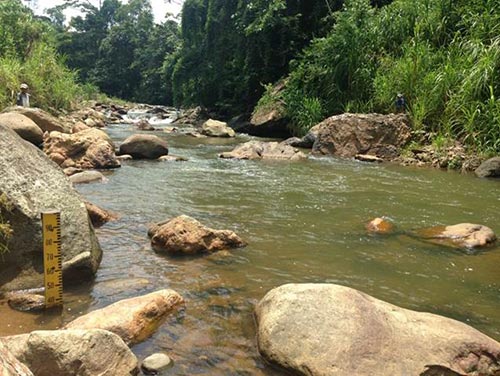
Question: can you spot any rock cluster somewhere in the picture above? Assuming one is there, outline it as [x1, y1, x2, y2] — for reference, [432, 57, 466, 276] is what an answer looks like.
[220, 141, 307, 161]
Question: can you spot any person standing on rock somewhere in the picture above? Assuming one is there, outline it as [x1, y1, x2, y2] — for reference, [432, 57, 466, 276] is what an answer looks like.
[16, 83, 30, 107]
[395, 93, 405, 113]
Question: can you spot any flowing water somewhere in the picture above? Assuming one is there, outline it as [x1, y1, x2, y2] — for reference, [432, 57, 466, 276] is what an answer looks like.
[1, 122, 499, 375]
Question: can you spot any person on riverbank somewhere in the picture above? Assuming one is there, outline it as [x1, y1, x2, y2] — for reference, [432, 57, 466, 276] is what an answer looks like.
[395, 93, 405, 113]
[16, 83, 30, 107]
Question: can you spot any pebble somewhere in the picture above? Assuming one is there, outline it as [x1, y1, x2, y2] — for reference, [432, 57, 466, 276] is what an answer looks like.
[141, 353, 172, 374]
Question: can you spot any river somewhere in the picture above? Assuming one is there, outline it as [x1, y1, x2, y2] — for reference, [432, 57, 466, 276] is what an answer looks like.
[1, 121, 499, 375]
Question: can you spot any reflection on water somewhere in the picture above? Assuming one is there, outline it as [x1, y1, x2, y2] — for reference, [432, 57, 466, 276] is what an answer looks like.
[2, 123, 499, 374]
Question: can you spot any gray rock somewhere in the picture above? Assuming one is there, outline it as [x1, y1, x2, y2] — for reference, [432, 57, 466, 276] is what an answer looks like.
[475, 157, 500, 178]
[141, 353, 172, 373]
[6, 292, 45, 312]
[312, 113, 411, 159]
[69, 170, 105, 184]
[201, 119, 235, 138]
[2, 329, 139, 376]
[255, 283, 500, 376]
[220, 141, 307, 161]
[0, 124, 102, 291]
[0, 113, 43, 146]
[119, 134, 169, 159]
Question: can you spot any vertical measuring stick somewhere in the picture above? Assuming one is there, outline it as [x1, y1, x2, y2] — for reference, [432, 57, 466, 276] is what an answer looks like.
[41, 211, 63, 308]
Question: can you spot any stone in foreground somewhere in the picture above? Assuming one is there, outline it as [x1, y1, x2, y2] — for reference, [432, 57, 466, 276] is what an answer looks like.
[149, 215, 246, 255]
[220, 141, 307, 161]
[0, 340, 33, 376]
[0, 112, 43, 146]
[201, 119, 236, 138]
[3, 106, 70, 133]
[255, 283, 500, 376]
[415, 223, 496, 249]
[0, 124, 102, 291]
[475, 157, 500, 178]
[119, 134, 169, 159]
[65, 289, 184, 345]
[2, 329, 138, 376]
[141, 353, 172, 374]
[312, 113, 411, 159]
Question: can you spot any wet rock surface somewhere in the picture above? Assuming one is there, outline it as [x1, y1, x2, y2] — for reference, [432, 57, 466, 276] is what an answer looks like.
[413, 223, 497, 249]
[84, 201, 117, 228]
[220, 141, 307, 161]
[149, 215, 246, 255]
[6, 292, 45, 312]
[255, 283, 500, 376]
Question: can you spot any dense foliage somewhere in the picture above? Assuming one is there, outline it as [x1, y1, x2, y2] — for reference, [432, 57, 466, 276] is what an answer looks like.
[0, 0, 92, 111]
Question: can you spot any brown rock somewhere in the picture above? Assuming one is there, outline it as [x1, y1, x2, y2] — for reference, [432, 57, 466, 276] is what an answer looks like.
[3, 106, 70, 133]
[135, 120, 155, 131]
[201, 119, 235, 138]
[0, 113, 43, 146]
[255, 283, 500, 376]
[366, 217, 394, 234]
[149, 215, 246, 255]
[172, 106, 208, 127]
[85, 201, 118, 228]
[43, 128, 120, 170]
[312, 113, 411, 159]
[2, 329, 138, 376]
[415, 223, 497, 249]
[65, 290, 184, 346]
[119, 134, 169, 159]
[355, 154, 384, 163]
[220, 141, 307, 161]
[72, 121, 90, 133]
[0, 341, 33, 376]
[6, 292, 45, 312]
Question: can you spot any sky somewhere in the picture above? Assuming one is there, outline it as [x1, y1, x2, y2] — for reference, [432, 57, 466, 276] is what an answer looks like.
[30, 0, 184, 23]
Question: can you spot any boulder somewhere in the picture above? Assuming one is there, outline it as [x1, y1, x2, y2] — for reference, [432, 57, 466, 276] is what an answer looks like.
[148, 215, 246, 255]
[2, 329, 138, 376]
[0, 113, 43, 146]
[414, 223, 497, 249]
[201, 119, 236, 138]
[3, 106, 70, 133]
[65, 289, 184, 346]
[85, 201, 117, 228]
[475, 157, 500, 178]
[135, 120, 155, 131]
[72, 121, 90, 134]
[69, 170, 106, 185]
[220, 141, 307, 161]
[312, 113, 411, 159]
[255, 283, 500, 376]
[119, 134, 169, 159]
[43, 128, 120, 170]
[365, 217, 394, 234]
[0, 124, 102, 291]
[0, 341, 33, 376]
[171, 106, 208, 126]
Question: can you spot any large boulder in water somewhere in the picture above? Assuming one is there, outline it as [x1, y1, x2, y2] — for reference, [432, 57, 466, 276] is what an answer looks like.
[43, 128, 120, 170]
[2, 329, 139, 376]
[475, 157, 500, 178]
[201, 119, 235, 137]
[312, 113, 411, 159]
[414, 223, 496, 249]
[255, 283, 500, 376]
[119, 134, 169, 159]
[0, 112, 43, 146]
[220, 141, 307, 161]
[0, 124, 102, 291]
[2, 106, 70, 133]
[65, 289, 184, 346]
[148, 215, 246, 255]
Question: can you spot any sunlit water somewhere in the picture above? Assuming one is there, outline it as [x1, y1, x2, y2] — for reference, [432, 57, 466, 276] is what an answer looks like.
[1, 123, 499, 375]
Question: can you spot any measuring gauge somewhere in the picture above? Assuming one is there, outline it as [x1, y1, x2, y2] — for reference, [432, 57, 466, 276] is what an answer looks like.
[41, 210, 63, 308]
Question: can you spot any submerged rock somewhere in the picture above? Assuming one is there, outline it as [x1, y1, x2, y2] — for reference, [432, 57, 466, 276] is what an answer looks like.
[312, 113, 411, 159]
[2, 329, 138, 376]
[220, 141, 307, 161]
[149, 215, 246, 255]
[201, 119, 235, 138]
[119, 134, 169, 159]
[6, 291, 45, 312]
[366, 217, 394, 234]
[0, 124, 102, 291]
[69, 170, 106, 184]
[85, 201, 117, 228]
[0, 112, 43, 146]
[65, 289, 184, 346]
[255, 283, 500, 376]
[414, 223, 497, 249]
[475, 157, 500, 178]
[141, 353, 172, 374]
[158, 155, 188, 162]
[43, 128, 120, 170]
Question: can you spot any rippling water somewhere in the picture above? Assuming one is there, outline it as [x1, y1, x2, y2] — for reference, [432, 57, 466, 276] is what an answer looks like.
[2, 124, 499, 375]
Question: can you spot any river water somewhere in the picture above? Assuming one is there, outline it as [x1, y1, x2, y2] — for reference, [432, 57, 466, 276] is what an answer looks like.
[2, 122, 499, 375]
